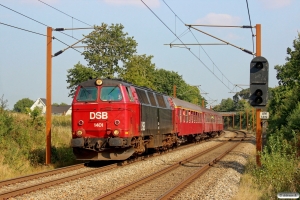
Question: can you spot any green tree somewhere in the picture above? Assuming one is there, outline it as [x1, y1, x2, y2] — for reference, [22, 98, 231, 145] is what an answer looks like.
[213, 98, 235, 112]
[66, 62, 99, 97]
[82, 23, 137, 78]
[52, 102, 68, 106]
[153, 69, 185, 96]
[153, 69, 204, 105]
[268, 33, 300, 137]
[0, 94, 8, 111]
[13, 98, 34, 113]
[120, 54, 156, 89]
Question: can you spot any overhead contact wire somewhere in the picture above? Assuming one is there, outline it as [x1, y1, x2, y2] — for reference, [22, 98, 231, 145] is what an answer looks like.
[0, 3, 83, 54]
[162, 0, 235, 90]
[245, 0, 255, 55]
[145, 0, 234, 92]
[0, 3, 79, 40]
[0, 22, 47, 37]
[38, 0, 91, 27]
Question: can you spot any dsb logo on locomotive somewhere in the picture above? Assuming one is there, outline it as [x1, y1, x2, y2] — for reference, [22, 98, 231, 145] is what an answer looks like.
[90, 112, 108, 120]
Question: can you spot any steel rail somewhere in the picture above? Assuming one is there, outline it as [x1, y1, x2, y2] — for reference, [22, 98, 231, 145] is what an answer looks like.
[0, 163, 118, 199]
[0, 163, 85, 187]
[96, 138, 233, 200]
[158, 137, 245, 200]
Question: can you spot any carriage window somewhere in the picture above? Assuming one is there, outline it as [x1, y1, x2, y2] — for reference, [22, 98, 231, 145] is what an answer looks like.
[100, 86, 122, 101]
[77, 87, 97, 101]
[179, 109, 182, 123]
[185, 110, 188, 122]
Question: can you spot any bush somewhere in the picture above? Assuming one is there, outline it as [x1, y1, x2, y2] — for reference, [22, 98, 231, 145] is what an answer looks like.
[251, 130, 300, 199]
[0, 111, 77, 180]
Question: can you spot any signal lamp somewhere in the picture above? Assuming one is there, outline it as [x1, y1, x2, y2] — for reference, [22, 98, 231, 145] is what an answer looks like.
[255, 62, 263, 69]
[249, 56, 269, 107]
[254, 89, 263, 97]
[95, 79, 103, 86]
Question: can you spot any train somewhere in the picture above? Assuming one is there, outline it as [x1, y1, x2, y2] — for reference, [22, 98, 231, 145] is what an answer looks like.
[70, 78, 224, 160]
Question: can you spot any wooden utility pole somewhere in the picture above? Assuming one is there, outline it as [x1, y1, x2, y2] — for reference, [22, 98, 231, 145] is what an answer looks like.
[252, 107, 255, 131]
[173, 85, 176, 98]
[46, 27, 52, 165]
[239, 112, 242, 130]
[246, 110, 248, 130]
[256, 24, 262, 167]
[232, 114, 234, 129]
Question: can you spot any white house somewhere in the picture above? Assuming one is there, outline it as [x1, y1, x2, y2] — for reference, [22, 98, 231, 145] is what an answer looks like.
[30, 98, 72, 115]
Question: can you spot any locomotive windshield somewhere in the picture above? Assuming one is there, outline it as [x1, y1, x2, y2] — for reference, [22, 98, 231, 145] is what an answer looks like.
[77, 87, 97, 101]
[100, 86, 122, 101]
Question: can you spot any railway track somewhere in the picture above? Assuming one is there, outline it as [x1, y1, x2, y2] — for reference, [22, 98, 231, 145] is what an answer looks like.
[0, 131, 237, 199]
[96, 132, 245, 200]
[0, 163, 118, 199]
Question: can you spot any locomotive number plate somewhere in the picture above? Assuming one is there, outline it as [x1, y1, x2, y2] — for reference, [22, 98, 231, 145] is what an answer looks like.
[94, 123, 104, 127]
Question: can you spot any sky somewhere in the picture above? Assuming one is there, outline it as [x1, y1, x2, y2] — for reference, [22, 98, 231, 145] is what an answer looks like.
[0, 0, 299, 110]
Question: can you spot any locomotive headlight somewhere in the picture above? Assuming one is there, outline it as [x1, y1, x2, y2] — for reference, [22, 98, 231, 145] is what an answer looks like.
[76, 130, 83, 137]
[95, 79, 103, 86]
[113, 129, 120, 137]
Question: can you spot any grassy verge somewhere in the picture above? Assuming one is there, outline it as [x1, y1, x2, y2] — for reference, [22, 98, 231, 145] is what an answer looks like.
[0, 110, 79, 180]
[233, 132, 300, 200]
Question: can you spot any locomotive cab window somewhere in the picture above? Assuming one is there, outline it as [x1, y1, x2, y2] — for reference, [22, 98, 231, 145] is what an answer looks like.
[126, 87, 134, 102]
[77, 87, 97, 101]
[100, 86, 122, 101]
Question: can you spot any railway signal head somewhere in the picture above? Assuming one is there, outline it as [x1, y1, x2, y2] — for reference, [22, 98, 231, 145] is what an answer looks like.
[249, 56, 269, 107]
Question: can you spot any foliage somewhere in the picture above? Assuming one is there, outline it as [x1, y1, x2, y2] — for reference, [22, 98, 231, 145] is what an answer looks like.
[66, 62, 99, 97]
[13, 98, 34, 113]
[82, 23, 137, 78]
[232, 88, 250, 104]
[275, 33, 300, 88]
[0, 94, 8, 111]
[120, 54, 156, 89]
[152, 69, 204, 105]
[251, 130, 299, 198]
[248, 33, 300, 199]
[67, 23, 137, 97]
[28, 107, 45, 129]
[52, 102, 68, 106]
[0, 111, 77, 180]
[52, 115, 71, 127]
[213, 98, 235, 112]
[267, 33, 300, 138]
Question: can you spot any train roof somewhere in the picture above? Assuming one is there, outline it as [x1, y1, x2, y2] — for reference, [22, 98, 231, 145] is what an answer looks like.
[171, 97, 203, 113]
[171, 97, 222, 116]
[79, 78, 168, 95]
[79, 78, 132, 87]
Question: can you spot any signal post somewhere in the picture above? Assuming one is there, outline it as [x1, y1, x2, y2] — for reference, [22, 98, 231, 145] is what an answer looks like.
[250, 24, 269, 167]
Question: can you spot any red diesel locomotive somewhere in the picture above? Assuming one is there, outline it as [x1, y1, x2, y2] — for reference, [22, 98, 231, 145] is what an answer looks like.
[71, 78, 223, 160]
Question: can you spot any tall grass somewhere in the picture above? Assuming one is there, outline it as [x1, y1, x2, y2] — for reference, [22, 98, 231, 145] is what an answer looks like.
[0, 110, 77, 180]
[250, 130, 300, 199]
